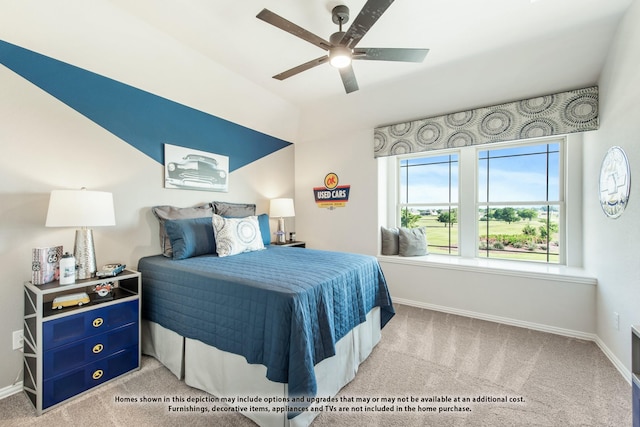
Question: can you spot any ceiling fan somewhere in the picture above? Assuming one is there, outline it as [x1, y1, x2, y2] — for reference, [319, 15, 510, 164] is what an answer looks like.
[256, 0, 429, 94]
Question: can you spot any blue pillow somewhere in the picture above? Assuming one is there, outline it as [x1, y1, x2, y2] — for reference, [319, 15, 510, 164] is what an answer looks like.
[258, 213, 271, 246]
[164, 217, 216, 260]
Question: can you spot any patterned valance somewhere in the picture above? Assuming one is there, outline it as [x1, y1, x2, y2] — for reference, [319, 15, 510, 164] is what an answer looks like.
[374, 86, 598, 158]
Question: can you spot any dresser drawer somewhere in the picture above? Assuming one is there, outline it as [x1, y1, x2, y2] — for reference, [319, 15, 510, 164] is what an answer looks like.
[42, 345, 138, 409]
[633, 377, 640, 427]
[43, 300, 138, 350]
[43, 323, 138, 378]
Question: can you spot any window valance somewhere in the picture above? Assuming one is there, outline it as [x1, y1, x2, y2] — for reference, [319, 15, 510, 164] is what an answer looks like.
[373, 86, 598, 158]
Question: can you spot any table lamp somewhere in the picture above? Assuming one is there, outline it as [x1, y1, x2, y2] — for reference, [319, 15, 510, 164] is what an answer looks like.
[45, 188, 116, 279]
[269, 198, 295, 244]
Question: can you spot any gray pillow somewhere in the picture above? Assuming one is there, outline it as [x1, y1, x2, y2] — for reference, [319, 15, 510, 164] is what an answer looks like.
[212, 201, 256, 217]
[152, 204, 213, 257]
[381, 226, 399, 255]
[398, 227, 428, 256]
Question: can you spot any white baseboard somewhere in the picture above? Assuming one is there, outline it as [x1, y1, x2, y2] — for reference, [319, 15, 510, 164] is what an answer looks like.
[393, 297, 631, 384]
[0, 381, 23, 400]
[594, 335, 631, 384]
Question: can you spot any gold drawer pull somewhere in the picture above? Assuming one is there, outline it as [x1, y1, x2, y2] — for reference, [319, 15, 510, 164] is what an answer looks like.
[92, 318, 104, 328]
[92, 343, 104, 354]
[92, 369, 104, 380]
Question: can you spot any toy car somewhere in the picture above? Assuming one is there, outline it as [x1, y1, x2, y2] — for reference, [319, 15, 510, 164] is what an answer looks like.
[52, 292, 90, 310]
[94, 282, 113, 297]
[96, 263, 126, 277]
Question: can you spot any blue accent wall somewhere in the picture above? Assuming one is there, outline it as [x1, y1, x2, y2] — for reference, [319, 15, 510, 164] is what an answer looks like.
[0, 40, 292, 172]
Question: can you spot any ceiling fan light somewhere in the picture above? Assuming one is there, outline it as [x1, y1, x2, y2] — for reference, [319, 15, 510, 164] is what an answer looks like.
[329, 46, 352, 68]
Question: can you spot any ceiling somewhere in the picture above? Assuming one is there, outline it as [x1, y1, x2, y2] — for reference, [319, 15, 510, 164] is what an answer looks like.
[107, 0, 631, 98]
[0, 0, 633, 137]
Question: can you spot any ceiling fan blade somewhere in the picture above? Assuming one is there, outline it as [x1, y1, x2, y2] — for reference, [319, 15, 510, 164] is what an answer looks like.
[273, 55, 329, 80]
[257, 9, 332, 51]
[340, 0, 395, 49]
[339, 65, 359, 94]
[353, 47, 429, 62]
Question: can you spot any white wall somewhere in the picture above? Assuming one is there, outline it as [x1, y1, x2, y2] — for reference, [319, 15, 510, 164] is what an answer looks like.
[379, 260, 596, 336]
[0, 2, 299, 391]
[583, 0, 640, 373]
[0, 0, 298, 141]
[295, 122, 598, 341]
[1, 0, 637, 398]
[294, 127, 380, 255]
[293, 14, 640, 377]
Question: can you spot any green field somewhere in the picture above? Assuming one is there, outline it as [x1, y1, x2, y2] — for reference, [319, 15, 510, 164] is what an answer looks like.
[417, 215, 559, 262]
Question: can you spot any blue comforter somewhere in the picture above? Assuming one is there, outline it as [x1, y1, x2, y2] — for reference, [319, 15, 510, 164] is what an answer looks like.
[138, 246, 394, 415]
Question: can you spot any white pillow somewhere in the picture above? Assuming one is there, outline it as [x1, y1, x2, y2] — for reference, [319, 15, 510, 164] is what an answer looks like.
[212, 214, 265, 257]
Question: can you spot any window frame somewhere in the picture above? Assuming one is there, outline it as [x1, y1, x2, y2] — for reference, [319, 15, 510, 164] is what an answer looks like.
[397, 151, 460, 255]
[391, 136, 567, 265]
[475, 139, 565, 264]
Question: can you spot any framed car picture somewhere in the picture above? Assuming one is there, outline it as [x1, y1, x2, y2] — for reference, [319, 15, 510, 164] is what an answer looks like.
[164, 143, 229, 192]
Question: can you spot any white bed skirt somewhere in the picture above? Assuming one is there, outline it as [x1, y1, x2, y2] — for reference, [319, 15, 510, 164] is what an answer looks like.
[141, 307, 381, 427]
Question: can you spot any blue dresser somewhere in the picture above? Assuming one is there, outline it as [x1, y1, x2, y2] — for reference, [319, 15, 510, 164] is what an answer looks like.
[633, 326, 640, 427]
[23, 271, 141, 415]
[634, 379, 639, 427]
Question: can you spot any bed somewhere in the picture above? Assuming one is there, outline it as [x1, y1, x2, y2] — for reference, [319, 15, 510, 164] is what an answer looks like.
[137, 203, 394, 426]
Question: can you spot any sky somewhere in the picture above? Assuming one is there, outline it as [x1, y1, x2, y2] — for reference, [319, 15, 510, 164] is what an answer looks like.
[400, 142, 560, 207]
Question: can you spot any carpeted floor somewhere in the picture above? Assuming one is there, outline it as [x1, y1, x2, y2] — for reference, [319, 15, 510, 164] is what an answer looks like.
[0, 304, 631, 426]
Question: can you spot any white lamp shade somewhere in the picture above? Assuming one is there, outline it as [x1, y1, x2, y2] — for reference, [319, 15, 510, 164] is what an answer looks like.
[269, 198, 295, 218]
[46, 189, 116, 227]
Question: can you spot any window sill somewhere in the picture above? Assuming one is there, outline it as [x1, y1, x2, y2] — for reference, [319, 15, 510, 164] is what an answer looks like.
[377, 254, 596, 285]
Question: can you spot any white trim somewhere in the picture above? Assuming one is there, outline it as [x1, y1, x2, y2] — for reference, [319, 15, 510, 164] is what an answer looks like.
[388, 136, 588, 268]
[394, 297, 595, 340]
[594, 335, 632, 385]
[378, 254, 596, 285]
[393, 297, 630, 384]
[0, 381, 22, 400]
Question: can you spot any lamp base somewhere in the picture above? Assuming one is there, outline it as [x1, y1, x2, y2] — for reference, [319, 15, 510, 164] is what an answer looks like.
[276, 217, 286, 244]
[74, 229, 97, 279]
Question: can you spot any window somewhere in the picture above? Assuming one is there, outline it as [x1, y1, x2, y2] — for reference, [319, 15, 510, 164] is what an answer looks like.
[399, 153, 459, 255]
[394, 138, 564, 264]
[478, 142, 562, 263]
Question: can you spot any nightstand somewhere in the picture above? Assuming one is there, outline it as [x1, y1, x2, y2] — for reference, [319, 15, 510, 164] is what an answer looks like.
[23, 270, 141, 415]
[633, 325, 640, 427]
[271, 241, 306, 248]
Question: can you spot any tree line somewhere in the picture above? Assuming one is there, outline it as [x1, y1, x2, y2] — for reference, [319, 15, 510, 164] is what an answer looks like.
[402, 207, 554, 228]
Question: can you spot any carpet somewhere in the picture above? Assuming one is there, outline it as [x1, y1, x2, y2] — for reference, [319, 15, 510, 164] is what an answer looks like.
[0, 304, 631, 426]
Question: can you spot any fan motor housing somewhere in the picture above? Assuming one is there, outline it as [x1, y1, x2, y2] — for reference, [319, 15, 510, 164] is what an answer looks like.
[330, 31, 346, 45]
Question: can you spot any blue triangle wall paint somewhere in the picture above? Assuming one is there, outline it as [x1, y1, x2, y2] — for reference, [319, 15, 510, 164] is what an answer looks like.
[0, 39, 292, 172]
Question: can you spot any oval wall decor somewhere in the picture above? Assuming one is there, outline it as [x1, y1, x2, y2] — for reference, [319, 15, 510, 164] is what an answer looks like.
[599, 146, 631, 219]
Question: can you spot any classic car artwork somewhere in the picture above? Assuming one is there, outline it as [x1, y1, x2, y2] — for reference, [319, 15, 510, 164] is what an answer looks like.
[164, 144, 229, 192]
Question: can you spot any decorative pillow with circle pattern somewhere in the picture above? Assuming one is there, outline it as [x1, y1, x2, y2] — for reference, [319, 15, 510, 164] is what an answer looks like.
[212, 214, 265, 257]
